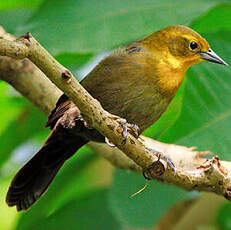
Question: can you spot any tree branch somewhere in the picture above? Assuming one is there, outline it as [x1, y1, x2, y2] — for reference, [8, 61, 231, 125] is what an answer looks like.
[0, 31, 158, 171]
[0, 27, 231, 201]
[0, 27, 62, 114]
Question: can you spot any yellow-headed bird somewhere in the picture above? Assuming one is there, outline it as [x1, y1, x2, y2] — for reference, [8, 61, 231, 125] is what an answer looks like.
[6, 25, 228, 211]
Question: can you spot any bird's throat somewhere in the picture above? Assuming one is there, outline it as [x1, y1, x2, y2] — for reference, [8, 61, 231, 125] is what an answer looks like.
[156, 58, 186, 95]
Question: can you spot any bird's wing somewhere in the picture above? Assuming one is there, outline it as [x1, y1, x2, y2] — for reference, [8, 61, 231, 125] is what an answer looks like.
[45, 94, 72, 129]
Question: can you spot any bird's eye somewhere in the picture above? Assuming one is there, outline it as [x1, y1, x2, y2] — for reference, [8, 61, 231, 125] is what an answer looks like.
[189, 41, 198, 50]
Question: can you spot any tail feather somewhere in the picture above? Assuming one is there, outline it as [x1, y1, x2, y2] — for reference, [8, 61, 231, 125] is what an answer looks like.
[6, 127, 87, 211]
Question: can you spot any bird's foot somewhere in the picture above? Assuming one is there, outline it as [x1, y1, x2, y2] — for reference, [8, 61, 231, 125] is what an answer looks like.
[143, 148, 176, 180]
[109, 114, 140, 139]
[121, 121, 140, 141]
[105, 114, 140, 147]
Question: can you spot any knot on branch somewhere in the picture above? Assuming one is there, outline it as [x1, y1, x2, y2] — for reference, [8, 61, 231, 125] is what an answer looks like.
[198, 155, 228, 177]
[17, 32, 32, 47]
[20, 32, 31, 41]
[143, 160, 165, 179]
[62, 70, 71, 81]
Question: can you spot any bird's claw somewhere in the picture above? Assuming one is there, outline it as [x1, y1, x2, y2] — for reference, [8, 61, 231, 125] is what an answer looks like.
[124, 123, 140, 139]
[119, 121, 140, 145]
[105, 114, 140, 146]
[143, 148, 176, 179]
[105, 137, 116, 147]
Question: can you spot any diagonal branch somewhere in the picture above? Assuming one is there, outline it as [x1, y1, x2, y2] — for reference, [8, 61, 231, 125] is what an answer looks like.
[0, 27, 62, 114]
[0, 31, 157, 171]
[0, 27, 231, 201]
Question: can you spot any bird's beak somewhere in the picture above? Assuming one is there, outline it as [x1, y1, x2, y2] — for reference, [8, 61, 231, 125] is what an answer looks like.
[200, 48, 228, 66]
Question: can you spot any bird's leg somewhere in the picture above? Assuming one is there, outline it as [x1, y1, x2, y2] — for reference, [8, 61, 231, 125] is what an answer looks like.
[122, 123, 140, 140]
[143, 148, 176, 179]
[105, 113, 140, 147]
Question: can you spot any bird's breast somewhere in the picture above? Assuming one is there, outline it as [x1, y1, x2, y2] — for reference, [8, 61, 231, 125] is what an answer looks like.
[85, 78, 173, 132]
[81, 51, 176, 132]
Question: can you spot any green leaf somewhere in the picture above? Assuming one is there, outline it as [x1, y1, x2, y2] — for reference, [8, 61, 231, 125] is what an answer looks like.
[0, 0, 43, 10]
[196, 226, 219, 230]
[0, 103, 48, 168]
[17, 190, 120, 230]
[159, 31, 231, 159]
[216, 204, 231, 230]
[0, 9, 33, 34]
[0, 177, 18, 230]
[16, 149, 120, 230]
[0, 82, 24, 133]
[109, 170, 196, 228]
[191, 4, 231, 33]
[0, 0, 44, 34]
[55, 53, 93, 74]
[18, 0, 227, 55]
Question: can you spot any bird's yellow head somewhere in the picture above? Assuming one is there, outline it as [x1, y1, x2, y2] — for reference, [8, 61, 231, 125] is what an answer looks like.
[140, 25, 228, 93]
[144, 25, 228, 69]
[166, 25, 228, 67]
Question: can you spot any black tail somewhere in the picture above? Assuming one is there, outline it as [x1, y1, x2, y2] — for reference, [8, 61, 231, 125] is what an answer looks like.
[6, 127, 88, 211]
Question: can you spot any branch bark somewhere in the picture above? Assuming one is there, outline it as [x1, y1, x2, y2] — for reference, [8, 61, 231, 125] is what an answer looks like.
[0, 27, 231, 201]
[0, 27, 62, 114]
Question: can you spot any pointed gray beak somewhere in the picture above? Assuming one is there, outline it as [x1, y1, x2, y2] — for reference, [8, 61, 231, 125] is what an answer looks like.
[200, 48, 228, 66]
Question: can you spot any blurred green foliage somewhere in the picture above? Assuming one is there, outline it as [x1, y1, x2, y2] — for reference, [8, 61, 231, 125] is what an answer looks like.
[0, 0, 231, 229]
[216, 204, 231, 230]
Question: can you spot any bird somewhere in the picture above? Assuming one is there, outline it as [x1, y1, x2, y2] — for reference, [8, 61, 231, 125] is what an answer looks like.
[6, 25, 228, 211]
